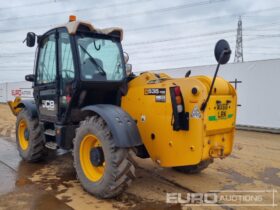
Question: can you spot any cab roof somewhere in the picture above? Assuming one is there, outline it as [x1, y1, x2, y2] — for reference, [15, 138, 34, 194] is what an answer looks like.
[54, 19, 124, 41]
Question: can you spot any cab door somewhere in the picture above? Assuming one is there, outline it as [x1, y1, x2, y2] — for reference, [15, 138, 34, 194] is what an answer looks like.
[33, 31, 58, 122]
[57, 28, 75, 122]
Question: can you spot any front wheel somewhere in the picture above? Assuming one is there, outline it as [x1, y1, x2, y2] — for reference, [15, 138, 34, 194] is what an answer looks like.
[73, 116, 136, 198]
[16, 108, 45, 162]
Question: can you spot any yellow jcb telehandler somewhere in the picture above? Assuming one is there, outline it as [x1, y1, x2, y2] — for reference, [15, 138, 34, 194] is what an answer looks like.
[9, 16, 237, 198]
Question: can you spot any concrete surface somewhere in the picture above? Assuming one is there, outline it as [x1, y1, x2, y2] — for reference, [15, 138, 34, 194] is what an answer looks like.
[0, 131, 279, 210]
[0, 104, 279, 209]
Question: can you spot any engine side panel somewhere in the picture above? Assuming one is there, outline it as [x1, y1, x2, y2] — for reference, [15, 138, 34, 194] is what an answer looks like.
[121, 72, 237, 167]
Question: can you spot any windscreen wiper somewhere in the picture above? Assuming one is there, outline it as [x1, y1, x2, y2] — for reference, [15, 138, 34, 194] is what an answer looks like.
[79, 44, 106, 76]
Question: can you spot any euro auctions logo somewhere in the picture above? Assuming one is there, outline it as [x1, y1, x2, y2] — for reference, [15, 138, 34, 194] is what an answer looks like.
[166, 190, 278, 207]
[11, 89, 22, 96]
[166, 192, 218, 205]
[11, 89, 32, 98]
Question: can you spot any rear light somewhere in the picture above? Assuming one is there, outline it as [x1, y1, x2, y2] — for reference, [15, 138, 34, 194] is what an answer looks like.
[170, 86, 189, 131]
[175, 96, 182, 104]
[174, 86, 181, 96]
[177, 104, 183, 113]
[174, 87, 183, 113]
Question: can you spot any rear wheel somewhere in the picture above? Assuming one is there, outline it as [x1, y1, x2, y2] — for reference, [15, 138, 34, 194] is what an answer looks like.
[73, 116, 135, 198]
[16, 108, 45, 162]
[173, 159, 213, 174]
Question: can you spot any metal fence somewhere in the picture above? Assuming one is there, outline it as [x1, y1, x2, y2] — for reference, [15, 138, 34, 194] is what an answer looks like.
[0, 81, 32, 103]
[1, 59, 280, 132]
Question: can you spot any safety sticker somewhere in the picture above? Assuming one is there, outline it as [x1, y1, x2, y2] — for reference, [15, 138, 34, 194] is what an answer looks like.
[191, 105, 201, 119]
[155, 95, 166, 102]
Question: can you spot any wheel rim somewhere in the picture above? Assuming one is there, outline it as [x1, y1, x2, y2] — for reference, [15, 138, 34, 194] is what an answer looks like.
[18, 119, 29, 150]
[80, 134, 105, 182]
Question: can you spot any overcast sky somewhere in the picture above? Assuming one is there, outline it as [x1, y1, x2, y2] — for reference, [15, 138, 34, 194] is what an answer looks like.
[0, 0, 279, 82]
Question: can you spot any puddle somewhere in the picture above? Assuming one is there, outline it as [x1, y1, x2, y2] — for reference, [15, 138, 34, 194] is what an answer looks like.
[30, 192, 73, 210]
[115, 192, 144, 208]
[259, 167, 280, 186]
[0, 163, 16, 196]
[0, 186, 73, 210]
[30, 153, 76, 193]
[0, 137, 74, 210]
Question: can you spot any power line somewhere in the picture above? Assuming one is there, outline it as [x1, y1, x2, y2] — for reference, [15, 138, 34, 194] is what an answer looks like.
[244, 46, 280, 50]
[125, 29, 235, 46]
[244, 35, 280, 42]
[124, 21, 280, 47]
[0, 0, 228, 35]
[0, 0, 54, 10]
[0, 0, 226, 23]
[126, 6, 280, 33]
[0, 2, 279, 35]
[130, 21, 280, 46]
[0, 37, 236, 58]
[5, 37, 278, 59]
[0, 0, 152, 20]
[127, 37, 235, 55]
[0, 27, 236, 45]
[132, 55, 214, 64]
[0, 69, 32, 72]
[126, 14, 235, 33]
[132, 51, 215, 61]
[244, 27, 280, 32]
[0, 21, 278, 59]
[244, 34, 280, 38]
[245, 51, 280, 55]
[0, 52, 34, 57]
[0, 4, 278, 65]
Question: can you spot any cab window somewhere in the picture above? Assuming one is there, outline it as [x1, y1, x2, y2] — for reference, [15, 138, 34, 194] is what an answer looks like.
[59, 31, 74, 81]
[36, 34, 56, 84]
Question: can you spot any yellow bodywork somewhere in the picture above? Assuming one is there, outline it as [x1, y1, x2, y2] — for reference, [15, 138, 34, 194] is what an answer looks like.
[121, 72, 237, 167]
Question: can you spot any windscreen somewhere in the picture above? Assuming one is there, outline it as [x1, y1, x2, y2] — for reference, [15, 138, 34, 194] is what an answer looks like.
[77, 34, 125, 81]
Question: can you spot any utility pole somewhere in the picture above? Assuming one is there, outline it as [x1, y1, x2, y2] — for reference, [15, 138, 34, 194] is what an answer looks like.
[234, 16, 244, 62]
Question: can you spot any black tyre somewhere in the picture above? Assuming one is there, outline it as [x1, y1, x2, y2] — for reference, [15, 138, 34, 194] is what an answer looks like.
[73, 115, 135, 198]
[173, 159, 213, 174]
[16, 108, 45, 162]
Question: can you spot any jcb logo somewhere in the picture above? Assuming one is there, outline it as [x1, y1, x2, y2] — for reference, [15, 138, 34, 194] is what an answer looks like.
[42, 100, 55, 111]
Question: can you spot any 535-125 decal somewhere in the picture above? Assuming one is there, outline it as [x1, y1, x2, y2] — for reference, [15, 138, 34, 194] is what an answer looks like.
[144, 88, 166, 102]
[144, 88, 166, 95]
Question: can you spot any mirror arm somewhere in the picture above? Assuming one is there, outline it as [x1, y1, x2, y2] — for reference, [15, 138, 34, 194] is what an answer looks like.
[200, 50, 226, 111]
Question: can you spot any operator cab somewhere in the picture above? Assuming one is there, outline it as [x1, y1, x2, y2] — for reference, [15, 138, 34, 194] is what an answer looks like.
[24, 16, 128, 125]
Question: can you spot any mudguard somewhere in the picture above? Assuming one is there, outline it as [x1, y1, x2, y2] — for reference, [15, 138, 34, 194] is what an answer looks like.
[82, 104, 142, 148]
[8, 97, 38, 118]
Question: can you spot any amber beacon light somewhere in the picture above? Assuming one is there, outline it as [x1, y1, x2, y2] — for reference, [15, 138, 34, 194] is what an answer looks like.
[69, 15, 76, 22]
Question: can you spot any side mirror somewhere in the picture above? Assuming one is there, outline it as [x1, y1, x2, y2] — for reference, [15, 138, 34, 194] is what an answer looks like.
[214, 39, 231, 64]
[25, 74, 35, 82]
[201, 39, 231, 111]
[185, 70, 191, 78]
[126, 64, 132, 76]
[25, 32, 36, 47]
[124, 52, 129, 64]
